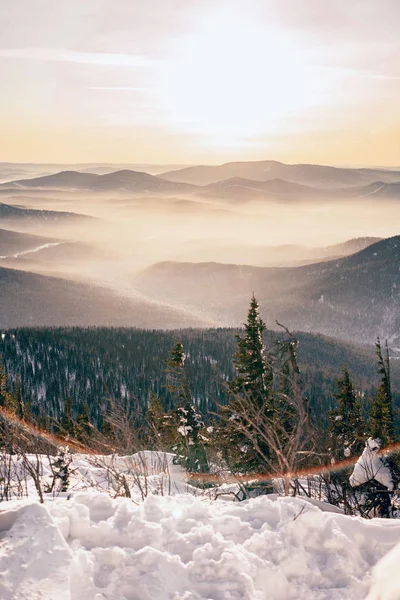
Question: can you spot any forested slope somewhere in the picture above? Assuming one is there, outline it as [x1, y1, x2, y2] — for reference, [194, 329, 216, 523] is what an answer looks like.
[1, 327, 397, 427]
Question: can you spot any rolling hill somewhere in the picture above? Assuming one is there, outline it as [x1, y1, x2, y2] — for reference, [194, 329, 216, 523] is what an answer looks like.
[0, 202, 94, 225]
[0, 229, 59, 258]
[133, 236, 400, 344]
[0, 266, 216, 329]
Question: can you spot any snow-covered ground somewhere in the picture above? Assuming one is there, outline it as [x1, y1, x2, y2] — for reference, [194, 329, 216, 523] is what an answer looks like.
[1, 451, 400, 599]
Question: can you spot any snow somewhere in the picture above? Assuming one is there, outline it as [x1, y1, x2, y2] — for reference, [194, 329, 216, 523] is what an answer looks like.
[367, 540, 400, 600]
[350, 438, 394, 490]
[0, 502, 71, 600]
[0, 242, 63, 260]
[2, 450, 400, 598]
[2, 492, 400, 598]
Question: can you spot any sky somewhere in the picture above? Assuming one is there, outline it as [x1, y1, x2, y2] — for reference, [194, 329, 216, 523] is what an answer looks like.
[0, 0, 399, 166]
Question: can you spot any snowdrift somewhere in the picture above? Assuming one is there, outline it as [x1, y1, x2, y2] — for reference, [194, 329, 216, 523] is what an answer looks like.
[2, 493, 400, 600]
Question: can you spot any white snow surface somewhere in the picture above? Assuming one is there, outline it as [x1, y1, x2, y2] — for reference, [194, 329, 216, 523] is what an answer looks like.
[2, 450, 400, 599]
[2, 492, 400, 599]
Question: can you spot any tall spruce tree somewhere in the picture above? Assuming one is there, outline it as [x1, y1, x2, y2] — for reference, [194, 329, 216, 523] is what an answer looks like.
[328, 368, 365, 461]
[229, 294, 273, 405]
[165, 341, 192, 408]
[369, 339, 394, 447]
[219, 295, 274, 474]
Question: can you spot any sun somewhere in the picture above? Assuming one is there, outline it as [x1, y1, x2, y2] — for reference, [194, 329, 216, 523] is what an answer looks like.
[156, 9, 319, 147]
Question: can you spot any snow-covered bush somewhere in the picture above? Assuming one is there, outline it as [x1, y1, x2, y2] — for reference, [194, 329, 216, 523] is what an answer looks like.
[46, 446, 73, 494]
[350, 438, 396, 518]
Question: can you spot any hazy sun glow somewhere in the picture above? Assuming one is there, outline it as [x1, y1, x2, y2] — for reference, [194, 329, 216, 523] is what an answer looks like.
[0, 0, 399, 163]
[157, 11, 322, 146]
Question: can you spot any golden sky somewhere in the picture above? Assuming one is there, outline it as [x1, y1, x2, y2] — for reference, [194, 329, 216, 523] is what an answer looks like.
[1, 0, 399, 166]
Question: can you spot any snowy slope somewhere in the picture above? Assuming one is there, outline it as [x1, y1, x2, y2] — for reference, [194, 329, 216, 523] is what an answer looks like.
[1, 450, 400, 599]
[2, 492, 400, 599]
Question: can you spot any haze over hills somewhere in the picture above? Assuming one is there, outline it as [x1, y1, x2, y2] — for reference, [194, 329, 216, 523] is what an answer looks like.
[0, 202, 94, 224]
[197, 178, 400, 203]
[0, 161, 398, 347]
[0, 265, 216, 329]
[0, 228, 58, 258]
[133, 236, 400, 345]
[173, 237, 383, 267]
[2, 164, 400, 209]
[161, 160, 400, 188]
[196, 178, 324, 203]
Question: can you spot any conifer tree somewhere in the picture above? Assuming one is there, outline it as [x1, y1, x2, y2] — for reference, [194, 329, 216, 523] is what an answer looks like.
[219, 294, 274, 474]
[36, 411, 51, 432]
[369, 339, 394, 447]
[61, 398, 75, 437]
[328, 368, 365, 461]
[76, 402, 92, 440]
[147, 392, 175, 449]
[101, 399, 116, 441]
[164, 341, 209, 474]
[165, 341, 192, 408]
[14, 377, 25, 420]
[0, 358, 15, 413]
[229, 294, 273, 405]
[46, 446, 72, 493]
[173, 403, 209, 474]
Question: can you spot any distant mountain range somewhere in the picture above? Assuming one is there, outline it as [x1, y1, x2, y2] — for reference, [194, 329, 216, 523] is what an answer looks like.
[0, 162, 191, 183]
[0, 170, 195, 194]
[161, 160, 400, 188]
[199, 178, 400, 203]
[134, 236, 400, 344]
[1, 164, 399, 204]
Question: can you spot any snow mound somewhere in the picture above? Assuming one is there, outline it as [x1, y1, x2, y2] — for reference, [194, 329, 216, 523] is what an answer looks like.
[3, 493, 400, 599]
[367, 540, 400, 599]
[0, 502, 71, 600]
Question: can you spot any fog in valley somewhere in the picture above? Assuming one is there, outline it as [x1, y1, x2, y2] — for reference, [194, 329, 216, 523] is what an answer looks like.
[0, 161, 399, 342]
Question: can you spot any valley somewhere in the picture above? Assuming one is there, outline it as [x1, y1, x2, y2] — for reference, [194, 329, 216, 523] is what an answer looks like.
[0, 160, 398, 345]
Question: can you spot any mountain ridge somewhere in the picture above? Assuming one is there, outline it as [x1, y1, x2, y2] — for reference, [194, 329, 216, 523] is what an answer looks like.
[133, 236, 400, 344]
[160, 160, 400, 188]
[0, 169, 197, 194]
